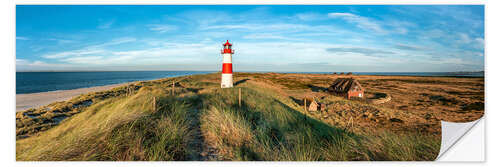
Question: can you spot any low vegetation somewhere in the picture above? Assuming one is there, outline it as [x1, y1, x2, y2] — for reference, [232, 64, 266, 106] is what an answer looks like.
[198, 87, 439, 160]
[16, 85, 194, 160]
[16, 72, 483, 161]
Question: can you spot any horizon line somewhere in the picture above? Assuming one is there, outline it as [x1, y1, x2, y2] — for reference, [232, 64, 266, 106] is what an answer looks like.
[15, 70, 485, 73]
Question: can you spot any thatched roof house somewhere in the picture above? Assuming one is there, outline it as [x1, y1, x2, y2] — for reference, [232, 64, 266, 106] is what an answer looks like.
[327, 78, 364, 99]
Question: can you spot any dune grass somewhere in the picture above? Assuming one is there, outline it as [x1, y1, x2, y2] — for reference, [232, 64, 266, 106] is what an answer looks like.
[16, 73, 440, 161]
[16, 86, 194, 161]
[16, 84, 142, 138]
[198, 87, 439, 161]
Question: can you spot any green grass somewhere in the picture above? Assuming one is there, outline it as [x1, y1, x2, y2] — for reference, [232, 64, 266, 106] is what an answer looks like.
[16, 73, 440, 161]
[16, 84, 143, 138]
[197, 87, 439, 161]
[16, 84, 194, 161]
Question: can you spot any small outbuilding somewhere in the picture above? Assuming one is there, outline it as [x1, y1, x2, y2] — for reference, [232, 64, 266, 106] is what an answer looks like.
[327, 78, 365, 99]
[304, 97, 320, 112]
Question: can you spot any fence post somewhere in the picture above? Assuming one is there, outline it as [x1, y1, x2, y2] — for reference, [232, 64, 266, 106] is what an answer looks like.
[172, 81, 175, 96]
[153, 96, 157, 112]
[303, 98, 307, 121]
[350, 116, 354, 130]
[304, 98, 307, 112]
[128, 86, 133, 96]
[238, 88, 241, 107]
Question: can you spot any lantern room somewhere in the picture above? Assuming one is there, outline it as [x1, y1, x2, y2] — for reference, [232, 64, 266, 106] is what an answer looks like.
[222, 40, 234, 54]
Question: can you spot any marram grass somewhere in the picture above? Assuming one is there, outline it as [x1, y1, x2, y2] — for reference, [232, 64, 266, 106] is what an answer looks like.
[16, 73, 440, 161]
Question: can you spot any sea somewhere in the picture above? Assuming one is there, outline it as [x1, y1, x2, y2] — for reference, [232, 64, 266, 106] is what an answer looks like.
[16, 71, 484, 94]
[16, 71, 214, 94]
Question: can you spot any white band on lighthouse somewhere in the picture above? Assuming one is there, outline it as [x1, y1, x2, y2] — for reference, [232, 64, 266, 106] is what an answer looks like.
[221, 74, 233, 88]
[222, 53, 232, 63]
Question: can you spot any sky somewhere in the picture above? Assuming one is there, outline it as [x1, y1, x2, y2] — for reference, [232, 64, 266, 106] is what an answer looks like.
[16, 5, 484, 72]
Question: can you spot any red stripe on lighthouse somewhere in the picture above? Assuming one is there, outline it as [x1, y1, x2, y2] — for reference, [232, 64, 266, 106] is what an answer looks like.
[223, 49, 233, 54]
[222, 63, 232, 74]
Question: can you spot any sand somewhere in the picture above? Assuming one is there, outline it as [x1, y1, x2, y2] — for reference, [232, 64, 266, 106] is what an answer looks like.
[16, 83, 128, 112]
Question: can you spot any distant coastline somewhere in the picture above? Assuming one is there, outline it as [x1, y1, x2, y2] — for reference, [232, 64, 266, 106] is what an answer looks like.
[16, 71, 484, 94]
[240, 71, 485, 78]
[285, 71, 485, 77]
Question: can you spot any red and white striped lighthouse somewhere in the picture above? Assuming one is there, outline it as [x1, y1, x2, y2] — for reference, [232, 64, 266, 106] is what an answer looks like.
[221, 40, 234, 88]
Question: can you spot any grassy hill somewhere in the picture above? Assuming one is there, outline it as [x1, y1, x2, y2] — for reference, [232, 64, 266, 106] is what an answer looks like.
[15, 72, 470, 161]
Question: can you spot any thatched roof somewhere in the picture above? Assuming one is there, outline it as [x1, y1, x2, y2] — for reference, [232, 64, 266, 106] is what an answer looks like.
[328, 78, 364, 93]
[304, 97, 320, 111]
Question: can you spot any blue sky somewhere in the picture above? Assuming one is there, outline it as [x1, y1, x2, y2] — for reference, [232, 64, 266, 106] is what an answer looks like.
[16, 5, 484, 72]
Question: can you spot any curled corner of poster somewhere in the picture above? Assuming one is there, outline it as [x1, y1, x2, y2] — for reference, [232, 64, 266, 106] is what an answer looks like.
[437, 118, 484, 161]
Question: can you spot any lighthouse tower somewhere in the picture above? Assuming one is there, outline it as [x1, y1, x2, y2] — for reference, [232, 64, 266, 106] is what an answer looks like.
[221, 40, 234, 88]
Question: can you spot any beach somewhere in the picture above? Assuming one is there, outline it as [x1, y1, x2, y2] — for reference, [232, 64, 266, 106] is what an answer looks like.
[16, 71, 213, 112]
[16, 83, 128, 112]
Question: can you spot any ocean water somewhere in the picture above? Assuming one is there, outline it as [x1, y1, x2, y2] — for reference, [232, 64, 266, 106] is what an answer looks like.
[16, 71, 214, 94]
[16, 71, 484, 94]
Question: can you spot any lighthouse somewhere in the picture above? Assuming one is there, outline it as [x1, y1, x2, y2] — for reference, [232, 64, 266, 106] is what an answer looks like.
[221, 40, 234, 88]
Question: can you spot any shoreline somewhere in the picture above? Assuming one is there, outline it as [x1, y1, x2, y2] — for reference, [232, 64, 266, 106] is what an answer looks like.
[16, 83, 129, 112]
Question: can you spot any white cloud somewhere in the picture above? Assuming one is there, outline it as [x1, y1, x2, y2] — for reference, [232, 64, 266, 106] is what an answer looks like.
[394, 43, 426, 51]
[30, 61, 50, 66]
[394, 27, 408, 34]
[16, 36, 30, 40]
[453, 33, 484, 50]
[41, 40, 220, 66]
[242, 33, 297, 40]
[422, 29, 445, 39]
[326, 47, 395, 57]
[474, 37, 484, 50]
[148, 24, 177, 33]
[61, 56, 104, 64]
[328, 12, 386, 34]
[16, 59, 30, 65]
[462, 50, 484, 57]
[95, 37, 136, 47]
[328, 12, 357, 18]
[42, 49, 107, 59]
[34, 34, 413, 71]
[432, 58, 472, 65]
[234, 41, 404, 66]
[42, 37, 136, 59]
[202, 23, 339, 34]
[458, 33, 472, 43]
[47, 38, 75, 44]
[16, 59, 74, 71]
[295, 13, 325, 21]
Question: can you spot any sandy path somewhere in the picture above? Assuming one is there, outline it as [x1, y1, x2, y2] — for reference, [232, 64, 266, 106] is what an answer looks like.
[16, 83, 128, 112]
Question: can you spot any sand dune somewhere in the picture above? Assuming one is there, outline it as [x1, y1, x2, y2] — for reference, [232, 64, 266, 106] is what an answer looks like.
[16, 83, 127, 112]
